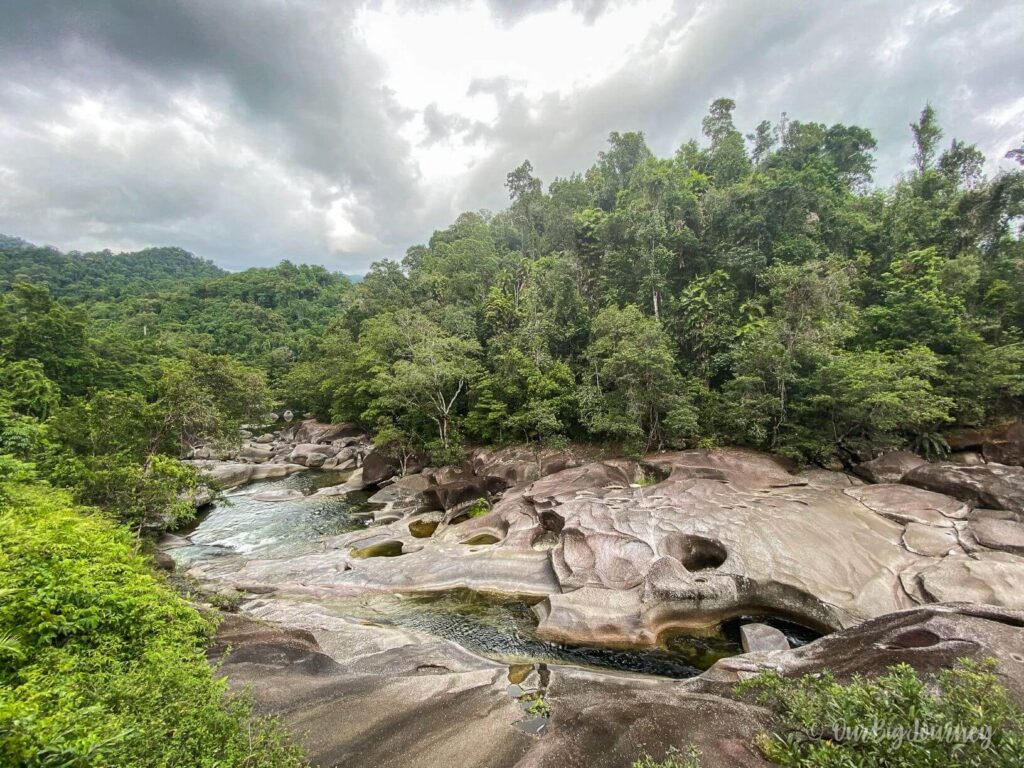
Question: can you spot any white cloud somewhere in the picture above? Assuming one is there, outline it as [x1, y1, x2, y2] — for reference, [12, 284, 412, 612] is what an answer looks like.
[0, 0, 1021, 271]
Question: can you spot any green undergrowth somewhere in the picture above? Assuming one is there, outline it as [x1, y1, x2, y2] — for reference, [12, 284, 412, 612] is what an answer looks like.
[737, 658, 1024, 767]
[0, 477, 305, 767]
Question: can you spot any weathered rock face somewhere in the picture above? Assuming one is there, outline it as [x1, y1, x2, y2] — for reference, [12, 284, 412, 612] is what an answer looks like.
[292, 419, 362, 445]
[422, 476, 507, 512]
[288, 443, 338, 468]
[903, 462, 1024, 512]
[182, 460, 307, 489]
[947, 420, 1024, 467]
[702, 603, 1024, 698]
[471, 445, 591, 486]
[967, 516, 1024, 555]
[182, 447, 1024, 653]
[214, 601, 1024, 768]
[360, 449, 411, 485]
[853, 451, 927, 484]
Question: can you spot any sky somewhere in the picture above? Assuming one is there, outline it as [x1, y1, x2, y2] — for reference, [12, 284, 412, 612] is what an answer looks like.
[0, 1, 1021, 273]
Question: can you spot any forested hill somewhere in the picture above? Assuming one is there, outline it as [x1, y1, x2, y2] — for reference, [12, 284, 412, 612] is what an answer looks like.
[2, 99, 1023, 476]
[0, 98, 1021, 766]
[0, 235, 224, 301]
[286, 101, 1024, 465]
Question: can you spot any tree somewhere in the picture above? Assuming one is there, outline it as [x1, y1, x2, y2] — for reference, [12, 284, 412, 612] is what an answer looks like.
[357, 310, 482, 458]
[799, 346, 955, 459]
[911, 104, 943, 175]
[580, 305, 697, 454]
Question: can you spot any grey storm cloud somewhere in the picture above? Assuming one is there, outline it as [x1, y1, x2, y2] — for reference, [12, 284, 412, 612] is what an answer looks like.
[0, 0, 1021, 272]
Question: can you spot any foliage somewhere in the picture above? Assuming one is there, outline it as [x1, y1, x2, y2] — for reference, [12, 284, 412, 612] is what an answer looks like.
[0, 477, 304, 767]
[631, 746, 701, 768]
[465, 499, 491, 518]
[3, 98, 1024, 471]
[524, 695, 551, 718]
[737, 658, 1024, 767]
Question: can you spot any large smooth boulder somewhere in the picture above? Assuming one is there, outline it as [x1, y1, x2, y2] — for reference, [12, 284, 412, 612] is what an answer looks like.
[239, 444, 273, 463]
[968, 517, 1024, 555]
[182, 460, 306, 489]
[361, 449, 422, 485]
[471, 445, 588, 486]
[739, 623, 789, 653]
[853, 451, 926, 484]
[422, 477, 507, 512]
[293, 419, 362, 445]
[913, 556, 1024, 609]
[288, 443, 338, 468]
[903, 462, 1024, 512]
[946, 421, 1024, 467]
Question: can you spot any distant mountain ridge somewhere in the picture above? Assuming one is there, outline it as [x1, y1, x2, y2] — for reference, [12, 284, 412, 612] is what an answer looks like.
[0, 235, 225, 302]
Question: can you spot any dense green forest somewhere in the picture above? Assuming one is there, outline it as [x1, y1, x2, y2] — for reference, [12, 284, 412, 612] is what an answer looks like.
[0, 100, 1022, 765]
[290, 101, 1024, 465]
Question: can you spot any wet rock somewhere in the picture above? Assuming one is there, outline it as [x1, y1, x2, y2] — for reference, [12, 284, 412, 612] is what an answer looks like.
[739, 623, 789, 653]
[255, 433, 275, 444]
[251, 489, 304, 502]
[313, 470, 367, 497]
[903, 462, 1024, 512]
[852, 451, 926, 484]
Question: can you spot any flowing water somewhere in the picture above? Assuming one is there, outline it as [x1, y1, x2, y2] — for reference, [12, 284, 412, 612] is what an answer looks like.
[170, 471, 820, 678]
[169, 470, 374, 569]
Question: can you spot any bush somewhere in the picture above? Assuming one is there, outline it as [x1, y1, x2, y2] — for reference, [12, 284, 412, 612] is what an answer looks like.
[737, 658, 1024, 767]
[0, 478, 304, 767]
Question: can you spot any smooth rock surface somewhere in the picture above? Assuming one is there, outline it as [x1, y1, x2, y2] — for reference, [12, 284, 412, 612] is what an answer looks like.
[967, 516, 1024, 555]
[183, 460, 307, 489]
[904, 462, 1024, 512]
[739, 623, 789, 653]
[901, 522, 960, 556]
[853, 451, 926, 484]
[845, 483, 968, 526]
[214, 602, 1024, 768]
[915, 556, 1024, 608]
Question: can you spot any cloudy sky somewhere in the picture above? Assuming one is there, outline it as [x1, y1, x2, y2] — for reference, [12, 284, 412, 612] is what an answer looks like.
[1, 1, 1021, 272]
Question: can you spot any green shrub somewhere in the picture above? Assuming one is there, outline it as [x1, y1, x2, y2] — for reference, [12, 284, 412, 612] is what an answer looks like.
[465, 498, 491, 518]
[0, 478, 304, 767]
[525, 694, 551, 718]
[737, 658, 1024, 767]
